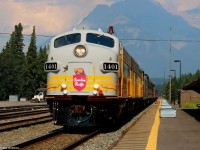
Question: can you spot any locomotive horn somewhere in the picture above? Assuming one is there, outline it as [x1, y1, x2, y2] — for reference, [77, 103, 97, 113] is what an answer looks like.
[107, 26, 114, 34]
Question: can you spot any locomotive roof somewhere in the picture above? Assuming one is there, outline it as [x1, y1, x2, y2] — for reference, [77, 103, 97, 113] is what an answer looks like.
[52, 29, 119, 41]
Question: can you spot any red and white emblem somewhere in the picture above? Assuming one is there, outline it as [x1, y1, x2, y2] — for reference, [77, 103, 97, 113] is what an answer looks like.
[73, 68, 86, 91]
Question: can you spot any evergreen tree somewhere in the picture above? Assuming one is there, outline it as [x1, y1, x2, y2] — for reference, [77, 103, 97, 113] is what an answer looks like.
[163, 70, 200, 101]
[171, 78, 178, 103]
[0, 23, 25, 99]
[24, 26, 38, 99]
[163, 81, 170, 100]
[194, 69, 200, 81]
[37, 46, 48, 88]
[0, 42, 14, 99]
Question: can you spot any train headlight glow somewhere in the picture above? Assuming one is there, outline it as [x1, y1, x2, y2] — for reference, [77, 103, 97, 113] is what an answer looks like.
[61, 83, 67, 89]
[74, 45, 87, 57]
[93, 84, 99, 90]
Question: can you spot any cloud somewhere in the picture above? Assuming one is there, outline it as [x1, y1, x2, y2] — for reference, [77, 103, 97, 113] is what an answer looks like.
[156, 0, 200, 12]
[113, 16, 129, 25]
[0, 0, 116, 35]
[172, 41, 187, 50]
[0, 0, 117, 50]
[155, 0, 200, 29]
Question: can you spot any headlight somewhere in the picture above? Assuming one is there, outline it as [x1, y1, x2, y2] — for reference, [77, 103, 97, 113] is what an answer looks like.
[74, 45, 87, 57]
[61, 83, 67, 89]
[93, 90, 98, 95]
[93, 84, 100, 90]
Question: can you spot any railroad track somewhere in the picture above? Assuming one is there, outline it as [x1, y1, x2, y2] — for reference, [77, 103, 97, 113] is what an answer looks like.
[1, 101, 156, 150]
[12, 128, 100, 150]
[0, 109, 50, 120]
[0, 105, 49, 113]
[0, 115, 52, 132]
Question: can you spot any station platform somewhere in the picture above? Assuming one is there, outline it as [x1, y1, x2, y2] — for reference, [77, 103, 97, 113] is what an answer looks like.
[111, 98, 200, 150]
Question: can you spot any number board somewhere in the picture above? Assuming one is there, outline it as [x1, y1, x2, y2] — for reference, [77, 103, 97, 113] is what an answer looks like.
[103, 62, 118, 71]
[44, 62, 57, 71]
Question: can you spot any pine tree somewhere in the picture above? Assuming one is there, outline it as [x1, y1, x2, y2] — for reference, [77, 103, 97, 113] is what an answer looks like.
[37, 46, 48, 88]
[0, 23, 25, 99]
[24, 26, 38, 99]
[0, 42, 14, 99]
[194, 69, 200, 81]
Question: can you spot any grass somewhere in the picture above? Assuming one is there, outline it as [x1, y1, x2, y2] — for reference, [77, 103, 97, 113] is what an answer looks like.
[181, 101, 200, 109]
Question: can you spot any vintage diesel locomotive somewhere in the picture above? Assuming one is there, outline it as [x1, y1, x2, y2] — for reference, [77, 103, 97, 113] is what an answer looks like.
[44, 27, 157, 127]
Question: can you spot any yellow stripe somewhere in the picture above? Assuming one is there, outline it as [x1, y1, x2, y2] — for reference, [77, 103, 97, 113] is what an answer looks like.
[50, 75, 112, 80]
[47, 81, 115, 85]
[50, 75, 71, 79]
[47, 75, 116, 92]
[146, 99, 161, 150]
[47, 86, 116, 91]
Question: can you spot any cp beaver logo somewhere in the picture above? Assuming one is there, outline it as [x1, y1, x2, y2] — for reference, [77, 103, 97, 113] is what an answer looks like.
[73, 68, 87, 91]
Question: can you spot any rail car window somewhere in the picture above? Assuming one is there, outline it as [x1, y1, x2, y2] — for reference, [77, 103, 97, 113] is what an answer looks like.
[86, 33, 114, 48]
[54, 33, 81, 48]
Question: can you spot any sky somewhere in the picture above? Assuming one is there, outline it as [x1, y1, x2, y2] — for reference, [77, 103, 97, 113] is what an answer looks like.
[0, 0, 115, 35]
[1, 0, 200, 35]
[1, 0, 200, 69]
[0, 0, 116, 50]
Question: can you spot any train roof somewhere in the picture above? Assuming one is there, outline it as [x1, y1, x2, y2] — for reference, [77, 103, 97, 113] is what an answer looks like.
[52, 28, 119, 41]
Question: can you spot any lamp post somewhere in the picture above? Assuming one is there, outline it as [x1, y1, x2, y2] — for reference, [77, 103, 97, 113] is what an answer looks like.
[170, 69, 176, 78]
[174, 60, 182, 108]
[170, 69, 176, 105]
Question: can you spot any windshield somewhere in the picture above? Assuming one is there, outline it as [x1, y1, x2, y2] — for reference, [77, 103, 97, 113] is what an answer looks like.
[54, 33, 81, 48]
[86, 33, 114, 48]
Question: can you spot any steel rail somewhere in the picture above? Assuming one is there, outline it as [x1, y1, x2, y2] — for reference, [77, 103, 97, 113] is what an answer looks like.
[0, 115, 52, 132]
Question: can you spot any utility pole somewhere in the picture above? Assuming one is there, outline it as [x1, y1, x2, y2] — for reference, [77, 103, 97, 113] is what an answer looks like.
[169, 27, 172, 103]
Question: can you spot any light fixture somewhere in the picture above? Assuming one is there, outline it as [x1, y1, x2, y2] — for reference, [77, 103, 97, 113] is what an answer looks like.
[63, 90, 68, 95]
[93, 90, 98, 95]
[93, 84, 100, 90]
[98, 90, 103, 95]
[74, 45, 87, 57]
[61, 83, 67, 89]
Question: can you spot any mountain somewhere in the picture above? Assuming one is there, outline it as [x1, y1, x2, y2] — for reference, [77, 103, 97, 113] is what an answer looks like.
[80, 0, 200, 79]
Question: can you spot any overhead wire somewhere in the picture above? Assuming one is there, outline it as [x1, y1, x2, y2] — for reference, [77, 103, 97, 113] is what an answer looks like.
[0, 32, 54, 37]
[120, 38, 200, 43]
[1, 32, 200, 42]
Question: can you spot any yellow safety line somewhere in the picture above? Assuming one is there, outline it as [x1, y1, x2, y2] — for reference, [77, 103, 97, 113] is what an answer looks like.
[146, 100, 161, 150]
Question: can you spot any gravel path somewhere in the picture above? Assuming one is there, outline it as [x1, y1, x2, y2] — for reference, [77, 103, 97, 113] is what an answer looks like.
[0, 103, 152, 150]
[76, 108, 147, 150]
[0, 122, 61, 149]
[0, 113, 141, 150]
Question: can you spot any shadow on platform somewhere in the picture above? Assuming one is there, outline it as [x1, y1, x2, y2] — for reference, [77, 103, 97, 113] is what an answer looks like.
[182, 109, 200, 122]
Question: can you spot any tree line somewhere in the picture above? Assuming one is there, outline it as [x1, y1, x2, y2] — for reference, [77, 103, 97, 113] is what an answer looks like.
[160, 69, 200, 103]
[0, 23, 48, 100]
[0, 23, 199, 101]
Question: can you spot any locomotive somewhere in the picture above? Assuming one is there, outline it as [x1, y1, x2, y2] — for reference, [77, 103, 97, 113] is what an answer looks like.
[44, 26, 157, 127]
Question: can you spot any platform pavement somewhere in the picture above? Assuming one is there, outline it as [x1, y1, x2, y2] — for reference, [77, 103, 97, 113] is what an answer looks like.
[157, 107, 200, 150]
[111, 98, 200, 150]
[1, 99, 200, 149]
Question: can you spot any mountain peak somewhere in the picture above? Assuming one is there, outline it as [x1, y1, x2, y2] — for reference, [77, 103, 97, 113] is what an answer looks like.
[81, 0, 200, 78]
